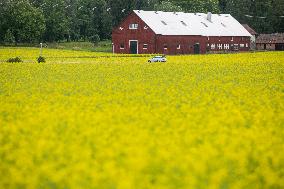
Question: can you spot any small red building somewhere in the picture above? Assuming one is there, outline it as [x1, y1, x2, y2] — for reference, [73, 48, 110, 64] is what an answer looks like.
[112, 10, 251, 54]
[256, 33, 284, 51]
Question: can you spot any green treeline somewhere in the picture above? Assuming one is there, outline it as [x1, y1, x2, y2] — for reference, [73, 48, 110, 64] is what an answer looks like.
[0, 0, 283, 44]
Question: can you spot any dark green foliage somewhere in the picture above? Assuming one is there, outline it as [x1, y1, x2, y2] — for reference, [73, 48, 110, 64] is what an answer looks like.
[0, 0, 45, 44]
[7, 57, 23, 63]
[90, 34, 100, 45]
[221, 0, 284, 33]
[4, 29, 15, 44]
[37, 56, 46, 63]
[171, 0, 220, 13]
[153, 1, 183, 12]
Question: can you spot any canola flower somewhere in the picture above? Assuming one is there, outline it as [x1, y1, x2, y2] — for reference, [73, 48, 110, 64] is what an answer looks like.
[0, 48, 284, 189]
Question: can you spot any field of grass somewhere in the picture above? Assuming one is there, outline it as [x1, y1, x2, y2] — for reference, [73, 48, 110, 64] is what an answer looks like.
[1, 41, 112, 52]
[0, 48, 284, 189]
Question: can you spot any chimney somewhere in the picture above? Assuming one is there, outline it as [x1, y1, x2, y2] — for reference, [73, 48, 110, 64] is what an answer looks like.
[207, 12, 212, 22]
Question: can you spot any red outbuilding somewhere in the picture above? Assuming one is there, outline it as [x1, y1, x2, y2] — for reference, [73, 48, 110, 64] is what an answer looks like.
[112, 10, 251, 54]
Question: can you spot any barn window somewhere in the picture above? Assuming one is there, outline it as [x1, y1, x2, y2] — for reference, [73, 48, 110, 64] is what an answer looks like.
[207, 37, 210, 40]
[224, 44, 230, 49]
[231, 37, 234, 41]
[177, 44, 181, 49]
[161, 21, 167, 25]
[180, 21, 187, 26]
[234, 44, 239, 50]
[240, 44, 245, 48]
[217, 44, 222, 49]
[211, 44, 215, 49]
[120, 43, 125, 49]
[164, 44, 168, 49]
[143, 44, 148, 49]
[246, 43, 248, 47]
[129, 23, 138, 29]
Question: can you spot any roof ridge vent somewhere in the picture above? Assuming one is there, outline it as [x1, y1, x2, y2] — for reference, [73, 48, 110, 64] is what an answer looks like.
[180, 21, 187, 26]
[155, 11, 158, 14]
[201, 22, 208, 27]
[161, 20, 167, 25]
[207, 12, 212, 22]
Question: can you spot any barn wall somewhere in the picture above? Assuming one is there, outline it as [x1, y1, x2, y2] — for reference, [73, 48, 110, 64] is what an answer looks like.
[207, 36, 250, 52]
[256, 44, 264, 50]
[256, 43, 276, 50]
[156, 35, 207, 54]
[112, 12, 156, 54]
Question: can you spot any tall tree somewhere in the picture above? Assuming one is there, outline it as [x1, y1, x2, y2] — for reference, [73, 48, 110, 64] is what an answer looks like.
[0, 0, 45, 44]
[224, 0, 284, 33]
[171, 0, 220, 13]
[40, 0, 69, 42]
[154, 0, 183, 12]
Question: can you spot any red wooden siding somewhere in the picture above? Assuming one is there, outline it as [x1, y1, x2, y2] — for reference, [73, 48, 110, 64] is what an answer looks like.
[155, 35, 207, 54]
[206, 36, 250, 52]
[112, 12, 156, 54]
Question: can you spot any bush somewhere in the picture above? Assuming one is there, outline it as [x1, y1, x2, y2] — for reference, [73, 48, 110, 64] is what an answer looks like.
[7, 57, 23, 63]
[90, 34, 100, 45]
[37, 56, 46, 63]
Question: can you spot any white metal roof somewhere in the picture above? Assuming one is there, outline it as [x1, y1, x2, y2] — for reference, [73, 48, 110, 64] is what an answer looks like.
[133, 10, 251, 37]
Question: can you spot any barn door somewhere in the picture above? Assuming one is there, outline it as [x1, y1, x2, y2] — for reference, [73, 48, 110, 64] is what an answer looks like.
[129, 40, 138, 54]
[194, 43, 200, 54]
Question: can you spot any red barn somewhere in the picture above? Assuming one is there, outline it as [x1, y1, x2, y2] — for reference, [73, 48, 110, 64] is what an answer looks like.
[112, 10, 251, 54]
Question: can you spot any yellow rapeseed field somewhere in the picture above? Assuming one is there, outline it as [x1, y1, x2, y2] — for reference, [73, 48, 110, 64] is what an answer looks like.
[0, 48, 284, 189]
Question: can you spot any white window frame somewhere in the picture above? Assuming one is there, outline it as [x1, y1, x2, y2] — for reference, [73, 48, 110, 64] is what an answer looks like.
[143, 44, 148, 49]
[120, 43, 125, 49]
[112, 43, 114, 54]
[129, 23, 138, 30]
[240, 44, 245, 48]
[234, 44, 239, 50]
[231, 37, 234, 41]
[164, 44, 168, 50]
[129, 40, 139, 54]
[177, 44, 181, 49]
[217, 44, 222, 50]
[246, 43, 248, 47]
[211, 44, 215, 50]
[224, 44, 230, 50]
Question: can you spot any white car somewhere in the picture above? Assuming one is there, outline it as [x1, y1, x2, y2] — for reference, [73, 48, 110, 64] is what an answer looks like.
[148, 56, 167, 63]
